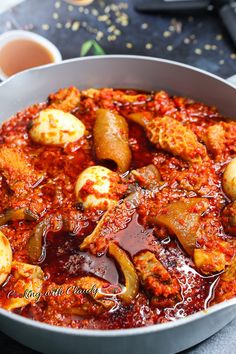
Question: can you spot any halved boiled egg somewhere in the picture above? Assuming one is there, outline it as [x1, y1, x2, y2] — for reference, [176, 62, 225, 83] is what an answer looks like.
[29, 108, 85, 145]
[0, 230, 12, 285]
[75, 166, 122, 210]
[222, 157, 236, 201]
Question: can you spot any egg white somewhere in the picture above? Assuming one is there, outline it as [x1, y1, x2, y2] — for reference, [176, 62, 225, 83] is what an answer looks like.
[29, 108, 85, 145]
[223, 157, 236, 200]
[0, 230, 12, 285]
[75, 166, 119, 210]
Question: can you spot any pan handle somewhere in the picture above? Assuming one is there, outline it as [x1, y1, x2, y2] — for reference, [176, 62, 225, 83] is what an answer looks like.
[227, 74, 236, 86]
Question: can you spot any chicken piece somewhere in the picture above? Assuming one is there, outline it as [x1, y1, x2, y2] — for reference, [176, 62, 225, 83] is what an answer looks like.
[133, 251, 181, 308]
[0, 146, 40, 193]
[112, 92, 151, 104]
[193, 248, 227, 275]
[176, 161, 221, 196]
[43, 282, 104, 317]
[48, 86, 81, 112]
[221, 202, 236, 236]
[80, 190, 141, 255]
[81, 88, 100, 98]
[221, 255, 236, 282]
[214, 256, 236, 303]
[45, 276, 115, 317]
[205, 121, 236, 161]
[147, 116, 207, 163]
[222, 121, 236, 155]
[3, 261, 44, 311]
[205, 124, 225, 159]
[214, 279, 236, 303]
[81, 89, 151, 105]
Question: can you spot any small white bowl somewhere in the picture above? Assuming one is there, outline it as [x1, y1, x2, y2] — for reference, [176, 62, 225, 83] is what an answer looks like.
[0, 30, 62, 81]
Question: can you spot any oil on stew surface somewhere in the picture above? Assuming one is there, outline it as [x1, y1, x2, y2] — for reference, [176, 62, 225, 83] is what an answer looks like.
[0, 86, 236, 329]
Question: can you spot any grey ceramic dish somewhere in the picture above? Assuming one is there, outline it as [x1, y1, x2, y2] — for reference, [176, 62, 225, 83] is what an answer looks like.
[0, 55, 236, 354]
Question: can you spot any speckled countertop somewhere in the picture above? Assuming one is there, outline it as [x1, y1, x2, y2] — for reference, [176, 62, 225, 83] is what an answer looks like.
[0, 1, 236, 353]
[0, 0, 236, 77]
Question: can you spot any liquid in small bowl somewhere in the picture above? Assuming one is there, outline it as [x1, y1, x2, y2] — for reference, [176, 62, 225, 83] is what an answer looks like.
[63, 0, 94, 5]
[0, 30, 62, 80]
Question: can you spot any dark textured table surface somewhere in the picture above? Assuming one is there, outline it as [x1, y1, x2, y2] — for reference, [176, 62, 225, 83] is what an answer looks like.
[0, 0, 236, 78]
[0, 1, 236, 353]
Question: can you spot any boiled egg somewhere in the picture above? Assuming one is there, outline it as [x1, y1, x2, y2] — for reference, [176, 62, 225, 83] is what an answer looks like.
[29, 108, 85, 145]
[75, 166, 121, 210]
[222, 157, 236, 200]
[0, 230, 12, 285]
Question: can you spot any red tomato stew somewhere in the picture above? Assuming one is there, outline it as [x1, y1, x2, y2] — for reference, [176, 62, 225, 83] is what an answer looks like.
[0, 87, 236, 329]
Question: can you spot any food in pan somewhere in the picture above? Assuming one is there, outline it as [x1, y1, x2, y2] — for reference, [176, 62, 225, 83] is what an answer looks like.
[0, 87, 235, 329]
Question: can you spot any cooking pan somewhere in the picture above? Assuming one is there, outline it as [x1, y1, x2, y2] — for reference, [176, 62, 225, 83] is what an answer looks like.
[0, 55, 236, 354]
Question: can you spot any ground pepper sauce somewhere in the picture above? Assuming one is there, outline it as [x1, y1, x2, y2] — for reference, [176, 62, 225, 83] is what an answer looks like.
[0, 88, 235, 329]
